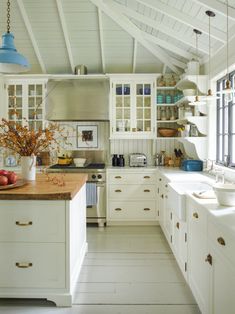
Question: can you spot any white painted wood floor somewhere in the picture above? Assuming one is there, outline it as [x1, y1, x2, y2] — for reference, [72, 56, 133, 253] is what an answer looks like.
[0, 226, 201, 314]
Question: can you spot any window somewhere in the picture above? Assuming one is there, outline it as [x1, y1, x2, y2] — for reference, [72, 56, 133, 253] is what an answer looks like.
[216, 71, 235, 167]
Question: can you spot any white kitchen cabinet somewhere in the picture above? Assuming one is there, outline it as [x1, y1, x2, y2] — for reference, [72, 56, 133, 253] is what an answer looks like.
[108, 74, 157, 139]
[207, 220, 235, 314]
[0, 184, 87, 307]
[107, 169, 157, 224]
[5, 78, 47, 130]
[187, 197, 209, 314]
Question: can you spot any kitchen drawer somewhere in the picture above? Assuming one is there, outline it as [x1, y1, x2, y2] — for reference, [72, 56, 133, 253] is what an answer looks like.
[108, 172, 156, 184]
[108, 184, 156, 200]
[0, 243, 65, 288]
[208, 220, 235, 265]
[109, 201, 156, 220]
[0, 201, 65, 242]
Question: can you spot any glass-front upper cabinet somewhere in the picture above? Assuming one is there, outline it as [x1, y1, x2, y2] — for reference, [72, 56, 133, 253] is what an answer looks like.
[6, 79, 47, 130]
[109, 75, 156, 139]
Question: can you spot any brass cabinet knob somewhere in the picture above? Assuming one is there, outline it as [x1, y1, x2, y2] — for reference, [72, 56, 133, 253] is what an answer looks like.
[115, 176, 122, 179]
[159, 178, 162, 181]
[217, 237, 226, 246]
[144, 176, 150, 179]
[115, 208, 122, 211]
[144, 189, 150, 192]
[161, 194, 164, 199]
[176, 222, 180, 229]
[15, 262, 33, 268]
[16, 221, 33, 226]
[115, 189, 122, 192]
[205, 254, 212, 265]
[165, 184, 168, 188]
[193, 212, 199, 219]
[143, 208, 150, 211]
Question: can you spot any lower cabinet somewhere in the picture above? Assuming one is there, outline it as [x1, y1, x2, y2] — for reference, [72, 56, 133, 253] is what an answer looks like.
[187, 198, 209, 314]
[207, 219, 235, 314]
[0, 184, 87, 307]
[107, 169, 157, 224]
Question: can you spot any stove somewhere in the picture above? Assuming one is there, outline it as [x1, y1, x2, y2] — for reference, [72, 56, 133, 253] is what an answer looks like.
[47, 163, 106, 182]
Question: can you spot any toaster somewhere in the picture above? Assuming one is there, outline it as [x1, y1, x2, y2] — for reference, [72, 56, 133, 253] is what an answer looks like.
[129, 153, 147, 167]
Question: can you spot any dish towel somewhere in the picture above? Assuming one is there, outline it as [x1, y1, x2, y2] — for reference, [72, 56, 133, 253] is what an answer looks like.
[193, 190, 216, 199]
[86, 182, 97, 206]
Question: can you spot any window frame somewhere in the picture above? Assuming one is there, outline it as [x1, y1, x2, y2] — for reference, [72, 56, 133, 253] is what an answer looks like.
[216, 71, 235, 168]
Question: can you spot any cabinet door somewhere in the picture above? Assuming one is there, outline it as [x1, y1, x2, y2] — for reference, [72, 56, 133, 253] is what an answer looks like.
[208, 243, 235, 314]
[27, 83, 45, 130]
[112, 81, 132, 135]
[188, 199, 209, 314]
[135, 82, 153, 133]
[7, 83, 24, 125]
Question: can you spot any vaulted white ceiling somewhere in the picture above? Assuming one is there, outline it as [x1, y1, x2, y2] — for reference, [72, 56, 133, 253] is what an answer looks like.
[0, 0, 235, 74]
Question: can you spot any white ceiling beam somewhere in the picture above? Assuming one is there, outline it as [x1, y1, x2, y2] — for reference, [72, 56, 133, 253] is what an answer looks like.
[132, 39, 137, 73]
[137, 0, 226, 43]
[192, 0, 235, 21]
[90, 0, 183, 74]
[144, 33, 196, 61]
[97, 8, 106, 74]
[55, 0, 74, 73]
[16, 0, 46, 74]
[109, 2, 208, 55]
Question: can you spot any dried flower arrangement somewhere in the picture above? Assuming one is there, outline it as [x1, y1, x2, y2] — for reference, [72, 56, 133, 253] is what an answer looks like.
[0, 118, 66, 156]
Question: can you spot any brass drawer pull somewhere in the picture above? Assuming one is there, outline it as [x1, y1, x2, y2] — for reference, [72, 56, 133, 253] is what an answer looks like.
[115, 189, 122, 192]
[115, 208, 122, 211]
[115, 176, 122, 179]
[161, 194, 164, 199]
[144, 189, 150, 192]
[15, 262, 33, 268]
[165, 184, 168, 188]
[16, 221, 33, 227]
[144, 176, 150, 179]
[159, 178, 162, 181]
[217, 237, 226, 246]
[144, 208, 150, 211]
[193, 212, 199, 219]
[205, 254, 212, 266]
[176, 222, 180, 229]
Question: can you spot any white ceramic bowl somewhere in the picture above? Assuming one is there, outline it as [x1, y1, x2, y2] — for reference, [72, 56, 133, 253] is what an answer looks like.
[213, 183, 235, 206]
[74, 158, 86, 167]
[183, 89, 196, 97]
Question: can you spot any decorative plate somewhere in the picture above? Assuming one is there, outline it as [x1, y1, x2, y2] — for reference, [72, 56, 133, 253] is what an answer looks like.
[0, 179, 27, 190]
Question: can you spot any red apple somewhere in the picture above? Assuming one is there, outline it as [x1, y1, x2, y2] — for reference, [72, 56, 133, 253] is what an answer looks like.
[0, 169, 8, 176]
[0, 175, 8, 186]
[6, 172, 17, 184]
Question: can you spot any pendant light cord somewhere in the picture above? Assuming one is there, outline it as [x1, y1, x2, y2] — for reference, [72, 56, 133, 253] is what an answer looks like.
[226, 0, 229, 80]
[7, 0, 10, 33]
[208, 15, 211, 84]
[196, 32, 199, 97]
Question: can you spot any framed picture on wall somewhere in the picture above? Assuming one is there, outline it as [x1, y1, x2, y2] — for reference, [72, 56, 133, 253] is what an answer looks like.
[77, 125, 98, 148]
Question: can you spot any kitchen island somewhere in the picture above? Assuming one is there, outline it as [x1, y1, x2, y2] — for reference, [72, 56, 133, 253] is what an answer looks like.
[0, 173, 88, 307]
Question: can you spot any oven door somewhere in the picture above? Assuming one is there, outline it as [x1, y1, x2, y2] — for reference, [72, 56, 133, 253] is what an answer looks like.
[86, 181, 106, 227]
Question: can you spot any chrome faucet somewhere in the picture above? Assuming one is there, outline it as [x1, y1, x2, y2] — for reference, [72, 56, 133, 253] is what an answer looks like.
[215, 169, 225, 184]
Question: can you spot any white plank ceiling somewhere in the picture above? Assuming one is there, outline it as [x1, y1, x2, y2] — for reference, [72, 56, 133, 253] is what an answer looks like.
[0, 0, 235, 74]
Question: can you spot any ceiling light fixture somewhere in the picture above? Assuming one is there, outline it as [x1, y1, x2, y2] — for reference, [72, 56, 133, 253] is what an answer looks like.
[190, 29, 205, 105]
[222, 0, 232, 100]
[0, 0, 30, 73]
[204, 10, 219, 101]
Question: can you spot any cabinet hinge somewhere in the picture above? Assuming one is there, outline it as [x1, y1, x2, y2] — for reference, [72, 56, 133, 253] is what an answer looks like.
[185, 233, 187, 242]
[157, 210, 159, 217]
[157, 188, 159, 194]
[170, 235, 172, 243]
[170, 212, 172, 220]
[185, 262, 187, 272]
[112, 83, 113, 88]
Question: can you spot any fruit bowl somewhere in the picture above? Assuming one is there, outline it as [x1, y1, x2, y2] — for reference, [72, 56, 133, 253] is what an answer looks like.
[158, 127, 178, 137]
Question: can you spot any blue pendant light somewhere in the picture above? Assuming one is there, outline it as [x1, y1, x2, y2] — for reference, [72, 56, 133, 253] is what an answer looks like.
[0, 0, 30, 73]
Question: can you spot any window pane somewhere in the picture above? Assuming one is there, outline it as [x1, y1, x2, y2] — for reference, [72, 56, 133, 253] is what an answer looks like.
[232, 105, 235, 133]
[224, 135, 228, 156]
[231, 135, 235, 164]
[224, 106, 229, 134]
[218, 108, 223, 134]
[218, 135, 223, 161]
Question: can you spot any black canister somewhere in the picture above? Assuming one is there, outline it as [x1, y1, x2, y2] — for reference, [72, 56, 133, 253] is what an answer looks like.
[118, 154, 125, 167]
[112, 154, 118, 167]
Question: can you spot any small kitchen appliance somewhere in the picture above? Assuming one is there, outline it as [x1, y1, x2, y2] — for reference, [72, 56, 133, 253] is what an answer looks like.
[129, 153, 147, 167]
[180, 159, 203, 171]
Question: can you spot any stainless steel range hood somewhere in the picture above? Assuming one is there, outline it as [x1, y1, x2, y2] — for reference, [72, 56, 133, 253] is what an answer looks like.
[45, 77, 109, 121]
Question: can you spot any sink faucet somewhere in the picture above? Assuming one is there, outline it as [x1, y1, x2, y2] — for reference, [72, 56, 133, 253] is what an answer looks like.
[215, 169, 225, 184]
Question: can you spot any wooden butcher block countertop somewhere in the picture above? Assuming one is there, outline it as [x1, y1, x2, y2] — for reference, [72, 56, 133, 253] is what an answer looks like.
[0, 173, 88, 200]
